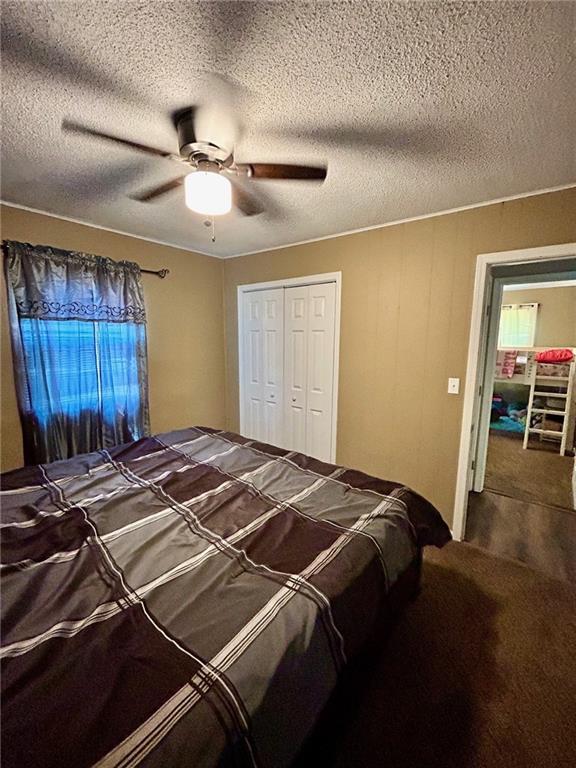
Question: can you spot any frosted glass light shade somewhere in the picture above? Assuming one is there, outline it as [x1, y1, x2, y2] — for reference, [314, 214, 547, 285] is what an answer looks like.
[184, 171, 232, 216]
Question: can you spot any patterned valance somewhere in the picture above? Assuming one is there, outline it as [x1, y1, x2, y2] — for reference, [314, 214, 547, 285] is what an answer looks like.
[2, 240, 146, 324]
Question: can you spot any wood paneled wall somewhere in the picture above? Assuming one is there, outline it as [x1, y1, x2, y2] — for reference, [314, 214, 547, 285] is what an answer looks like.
[2, 189, 575, 526]
[0, 205, 226, 471]
[223, 189, 576, 525]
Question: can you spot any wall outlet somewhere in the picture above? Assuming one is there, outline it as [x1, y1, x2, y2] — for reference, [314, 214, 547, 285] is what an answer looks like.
[448, 377, 460, 395]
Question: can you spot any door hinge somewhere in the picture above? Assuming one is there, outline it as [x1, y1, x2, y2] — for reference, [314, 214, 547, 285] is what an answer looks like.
[479, 384, 483, 397]
[471, 459, 476, 471]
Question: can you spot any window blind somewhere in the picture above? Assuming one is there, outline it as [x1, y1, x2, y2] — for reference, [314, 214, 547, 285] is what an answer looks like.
[498, 303, 539, 348]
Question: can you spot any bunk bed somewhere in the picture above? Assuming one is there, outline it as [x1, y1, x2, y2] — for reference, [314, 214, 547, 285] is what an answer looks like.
[493, 347, 576, 455]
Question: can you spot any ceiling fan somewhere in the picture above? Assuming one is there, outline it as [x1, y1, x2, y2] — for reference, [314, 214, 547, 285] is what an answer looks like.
[62, 108, 327, 218]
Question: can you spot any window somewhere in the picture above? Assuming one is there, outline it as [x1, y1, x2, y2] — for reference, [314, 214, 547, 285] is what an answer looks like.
[498, 303, 539, 348]
[19, 319, 145, 433]
[4, 239, 149, 464]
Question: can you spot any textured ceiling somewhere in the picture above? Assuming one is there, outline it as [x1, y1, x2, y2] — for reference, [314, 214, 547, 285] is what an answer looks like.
[1, 1, 575, 258]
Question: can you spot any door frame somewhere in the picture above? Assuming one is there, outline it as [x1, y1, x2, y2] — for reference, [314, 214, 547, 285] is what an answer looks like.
[452, 242, 576, 541]
[470, 271, 503, 493]
[237, 272, 342, 462]
[471, 268, 571, 493]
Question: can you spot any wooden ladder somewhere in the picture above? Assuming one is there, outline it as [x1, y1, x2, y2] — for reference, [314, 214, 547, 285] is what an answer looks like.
[523, 360, 575, 455]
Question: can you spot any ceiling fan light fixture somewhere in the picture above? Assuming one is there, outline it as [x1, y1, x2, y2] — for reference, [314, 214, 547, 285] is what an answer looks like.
[184, 171, 232, 216]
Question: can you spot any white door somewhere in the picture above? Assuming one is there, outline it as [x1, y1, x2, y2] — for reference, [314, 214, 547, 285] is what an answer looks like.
[241, 288, 284, 445]
[304, 283, 336, 461]
[471, 275, 503, 492]
[284, 286, 309, 452]
[284, 283, 336, 461]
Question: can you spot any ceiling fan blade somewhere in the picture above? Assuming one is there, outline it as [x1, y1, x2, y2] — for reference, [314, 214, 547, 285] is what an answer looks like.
[231, 179, 265, 216]
[63, 120, 181, 162]
[5, 161, 149, 204]
[130, 176, 185, 202]
[239, 164, 327, 181]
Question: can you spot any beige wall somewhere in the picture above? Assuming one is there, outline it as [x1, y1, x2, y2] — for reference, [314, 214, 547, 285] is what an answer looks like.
[503, 285, 576, 347]
[2, 190, 575, 525]
[0, 205, 226, 471]
[223, 189, 576, 526]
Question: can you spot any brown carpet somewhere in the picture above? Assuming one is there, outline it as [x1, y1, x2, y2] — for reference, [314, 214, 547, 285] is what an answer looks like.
[295, 542, 576, 768]
[485, 432, 573, 510]
[466, 489, 576, 583]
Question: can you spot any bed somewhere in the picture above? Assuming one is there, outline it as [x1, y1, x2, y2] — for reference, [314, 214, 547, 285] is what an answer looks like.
[1, 427, 451, 768]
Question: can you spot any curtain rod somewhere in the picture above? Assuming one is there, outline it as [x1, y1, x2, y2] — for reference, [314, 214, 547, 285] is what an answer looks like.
[141, 268, 170, 278]
[2, 239, 171, 278]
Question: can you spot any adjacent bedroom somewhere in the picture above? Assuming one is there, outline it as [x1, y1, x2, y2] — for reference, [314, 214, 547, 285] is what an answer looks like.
[466, 275, 576, 580]
[1, 3, 575, 768]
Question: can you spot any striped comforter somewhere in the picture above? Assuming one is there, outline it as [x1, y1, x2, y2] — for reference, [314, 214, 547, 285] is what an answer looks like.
[1, 427, 450, 768]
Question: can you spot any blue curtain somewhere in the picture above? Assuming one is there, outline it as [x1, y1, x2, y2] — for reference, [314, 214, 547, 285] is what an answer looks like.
[3, 240, 150, 465]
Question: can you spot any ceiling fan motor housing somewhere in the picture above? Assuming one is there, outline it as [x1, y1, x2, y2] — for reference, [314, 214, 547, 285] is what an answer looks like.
[177, 110, 231, 166]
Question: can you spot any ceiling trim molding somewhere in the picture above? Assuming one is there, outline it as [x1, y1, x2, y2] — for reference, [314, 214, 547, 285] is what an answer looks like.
[0, 200, 219, 259]
[226, 182, 576, 259]
[2, 182, 575, 261]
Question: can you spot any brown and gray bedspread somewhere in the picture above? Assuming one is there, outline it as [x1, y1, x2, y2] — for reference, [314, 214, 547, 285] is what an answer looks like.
[1, 427, 450, 768]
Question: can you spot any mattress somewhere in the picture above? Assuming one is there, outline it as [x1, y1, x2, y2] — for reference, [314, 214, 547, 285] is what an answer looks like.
[1, 427, 451, 768]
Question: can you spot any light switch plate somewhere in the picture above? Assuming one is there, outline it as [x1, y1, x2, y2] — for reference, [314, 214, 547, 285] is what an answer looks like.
[448, 377, 460, 395]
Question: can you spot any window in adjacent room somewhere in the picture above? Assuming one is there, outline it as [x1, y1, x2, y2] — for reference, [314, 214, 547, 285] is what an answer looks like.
[498, 303, 539, 348]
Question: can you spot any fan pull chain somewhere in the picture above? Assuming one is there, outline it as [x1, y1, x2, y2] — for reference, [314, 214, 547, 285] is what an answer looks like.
[204, 218, 217, 243]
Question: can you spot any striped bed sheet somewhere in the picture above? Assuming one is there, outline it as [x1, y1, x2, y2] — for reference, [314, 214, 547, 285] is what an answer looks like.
[1, 426, 451, 768]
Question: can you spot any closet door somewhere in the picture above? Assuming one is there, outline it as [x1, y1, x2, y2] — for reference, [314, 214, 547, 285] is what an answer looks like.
[305, 283, 336, 461]
[284, 286, 309, 452]
[284, 283, 336, 461]
[242, 289, 284, 444]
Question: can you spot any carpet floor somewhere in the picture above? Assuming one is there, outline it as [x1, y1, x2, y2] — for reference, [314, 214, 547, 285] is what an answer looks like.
[295, 542, 576, 768]
[484, 431, 573, 510]
[466, 489, 576, 583]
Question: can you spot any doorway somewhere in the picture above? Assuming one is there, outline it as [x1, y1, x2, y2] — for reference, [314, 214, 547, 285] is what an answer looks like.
[237, 273, 341, 463]
[455, 247, 576, 581]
